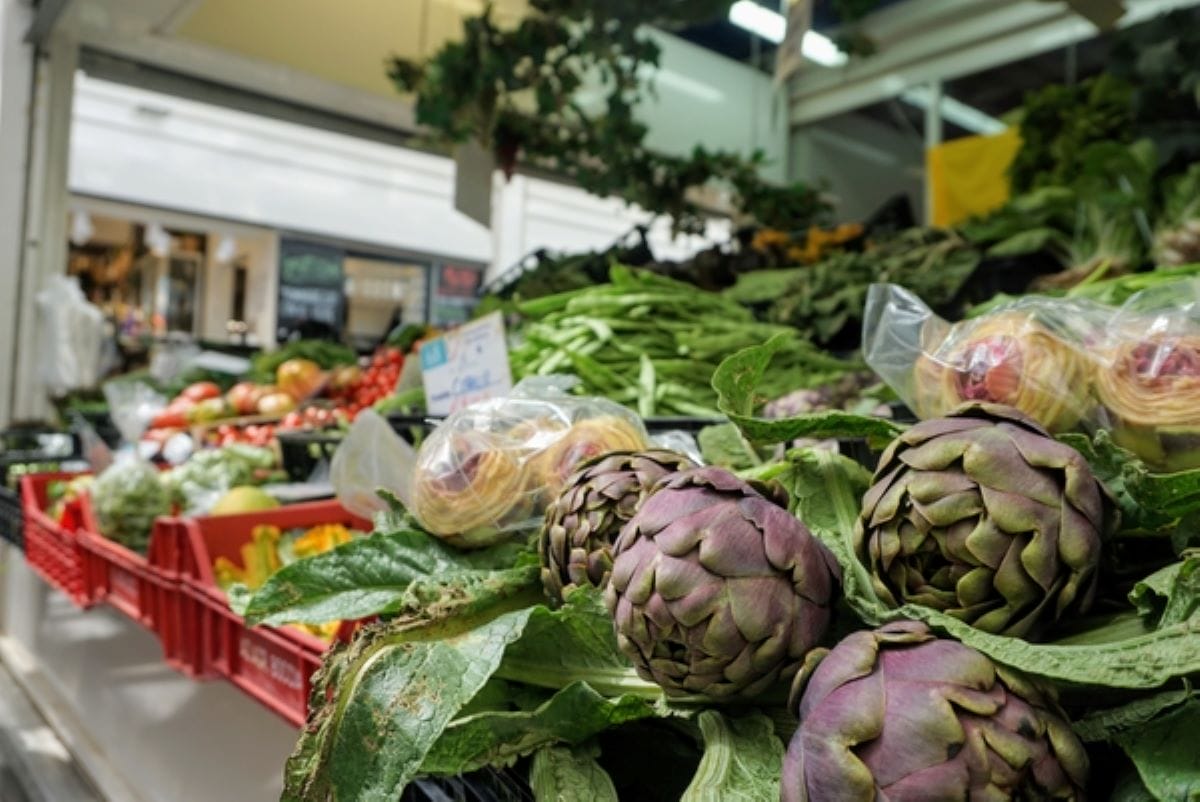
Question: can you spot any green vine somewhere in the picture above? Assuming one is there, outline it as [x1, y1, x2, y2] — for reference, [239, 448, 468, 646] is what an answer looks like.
[389, 0, 828, 233]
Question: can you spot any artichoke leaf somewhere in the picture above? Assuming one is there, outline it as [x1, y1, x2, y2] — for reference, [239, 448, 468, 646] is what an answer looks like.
[713, 334, 904, 448]
[1072, 687, 1196, 743]
[680, 711, 784, 802]
[1114, 699, 1200, 802]
[1129, 554, 1200, 627]
[245, 528, 534, 625]
[529, 744, 619, 802]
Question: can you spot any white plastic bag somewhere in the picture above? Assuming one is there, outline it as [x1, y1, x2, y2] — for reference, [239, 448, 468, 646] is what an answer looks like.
[330, 410, 417, 520]
[36, 275, 106, 396]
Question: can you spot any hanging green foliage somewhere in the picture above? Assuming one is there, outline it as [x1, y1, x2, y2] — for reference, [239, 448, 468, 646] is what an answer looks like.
[388, 0, 828, 233]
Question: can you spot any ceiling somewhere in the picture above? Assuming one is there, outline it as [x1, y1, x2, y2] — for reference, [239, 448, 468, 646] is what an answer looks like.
[171, 0, 529, 101]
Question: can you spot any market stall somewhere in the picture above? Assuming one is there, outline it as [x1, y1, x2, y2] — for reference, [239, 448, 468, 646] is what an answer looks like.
[2, 0, 1200, 800]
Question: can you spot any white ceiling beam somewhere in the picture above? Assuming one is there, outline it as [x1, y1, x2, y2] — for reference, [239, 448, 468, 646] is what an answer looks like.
[790, 0, 1200, 125]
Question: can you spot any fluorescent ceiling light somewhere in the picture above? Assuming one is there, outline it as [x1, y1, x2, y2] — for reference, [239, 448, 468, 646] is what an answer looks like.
[729, 1, 786, 44]
[728, 2, 849, 67]
[900, 86, 1007, 136]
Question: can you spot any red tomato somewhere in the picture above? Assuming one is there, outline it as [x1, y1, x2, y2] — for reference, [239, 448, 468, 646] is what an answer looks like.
[180, 381, 222, 403]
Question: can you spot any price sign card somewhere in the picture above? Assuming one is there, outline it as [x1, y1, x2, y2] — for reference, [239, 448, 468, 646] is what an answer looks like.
[420, 312, 513, 415]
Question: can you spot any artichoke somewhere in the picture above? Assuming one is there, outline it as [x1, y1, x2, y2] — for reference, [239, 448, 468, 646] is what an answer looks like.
[539, 449, 696, 604]
[856, 403, 1106, 637]
[605, 467, 839, 699]
[782, 621, 1088, 802]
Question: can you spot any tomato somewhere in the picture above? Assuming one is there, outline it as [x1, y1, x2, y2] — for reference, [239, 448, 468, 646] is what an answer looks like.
[151, 409, 188, 429]
[181, 381, 222, 403]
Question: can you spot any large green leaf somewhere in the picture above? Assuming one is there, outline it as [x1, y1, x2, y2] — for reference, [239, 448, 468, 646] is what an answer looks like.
[282, 599, 540, 802]
[680, 712, 783, 802]
[1130, 555, 1200, 627]
[424, 684, 653, 776]
[1060, 431, 1200, 536]
[244, 529, 534, 625]
[1073, 688, 1196, 743]
[1115, 700, 1200, 801]
[712, 335, 904, 448]
[529, 745, 619, 802]
[284, 590, 679, 801]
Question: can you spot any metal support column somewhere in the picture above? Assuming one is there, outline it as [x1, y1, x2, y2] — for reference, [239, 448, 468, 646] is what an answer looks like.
[12, 33, 78, 420]
[923, 79, 943, 226]
[0, 0, 35, 426]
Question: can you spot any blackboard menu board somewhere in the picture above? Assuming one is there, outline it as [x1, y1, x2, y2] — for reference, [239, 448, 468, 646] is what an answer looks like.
[277, 238, 345, 340]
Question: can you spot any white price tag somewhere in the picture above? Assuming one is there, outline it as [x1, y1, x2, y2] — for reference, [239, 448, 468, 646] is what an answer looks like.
[419, 312, 513, 415]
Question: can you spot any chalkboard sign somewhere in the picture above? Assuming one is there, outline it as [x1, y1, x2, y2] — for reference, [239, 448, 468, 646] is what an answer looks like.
[277, 239, 345, 340]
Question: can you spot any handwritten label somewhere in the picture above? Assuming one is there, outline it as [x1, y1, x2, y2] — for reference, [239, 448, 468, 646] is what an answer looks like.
[420, 312, 512, 415]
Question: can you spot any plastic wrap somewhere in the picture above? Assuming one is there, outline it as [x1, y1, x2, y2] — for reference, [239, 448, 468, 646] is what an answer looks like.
[36, 275, 106, 397]
[330, 410, 417, 520]
[863, 284, 1100, 434]
[1091, 280, 1200, 471]
[410, 378, 650, 548]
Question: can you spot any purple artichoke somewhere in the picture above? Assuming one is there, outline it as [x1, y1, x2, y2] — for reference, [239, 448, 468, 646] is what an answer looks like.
[604, 467, 840, 699]
[782, 621, 1089, 802]
[539, 449, 696, 604]
[856, 403, 1106, 637]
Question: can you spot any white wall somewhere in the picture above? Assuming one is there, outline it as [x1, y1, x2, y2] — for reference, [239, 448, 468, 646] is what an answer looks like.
[791, 110, 925, 224]
[68, 74, 731, 285]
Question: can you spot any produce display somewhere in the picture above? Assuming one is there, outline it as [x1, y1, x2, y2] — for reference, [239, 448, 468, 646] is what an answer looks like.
[510, 266, 861, 416]
[15, 12, 1200, 802]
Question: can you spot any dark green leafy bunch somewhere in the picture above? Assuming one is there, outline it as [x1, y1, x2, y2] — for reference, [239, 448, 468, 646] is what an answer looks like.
[605, 466, 841, 698]
[768, 228, 980, 347]
[856, 403, 1107, 638]
[539, 449, 696, 604]
[388, 0, 827, 232]
[1009, 74, 1135, 194]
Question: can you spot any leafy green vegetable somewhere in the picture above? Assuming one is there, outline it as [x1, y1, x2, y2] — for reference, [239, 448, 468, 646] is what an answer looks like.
[1114, 699, 1200, 801]
[244, 529, 536, 626]
[283, 590, 679, 801]
[680, 712, 783, 802]
[712, 334, 904, 448]
[164, 444, 277, 516]
[529, 744, 618, 802]
[91, 459, 171, 553]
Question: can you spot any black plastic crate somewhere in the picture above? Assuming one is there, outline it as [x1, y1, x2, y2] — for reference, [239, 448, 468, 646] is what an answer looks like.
[277, 431, 344, 482]
[0, 486, 22, 550]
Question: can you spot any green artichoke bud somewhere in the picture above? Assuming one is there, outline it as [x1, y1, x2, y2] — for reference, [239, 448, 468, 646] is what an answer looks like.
[539, 449, 696, 604]
[605, 467, 840, 699]
[856, 403, 1106, 637]
[782, 621, 1088, 802]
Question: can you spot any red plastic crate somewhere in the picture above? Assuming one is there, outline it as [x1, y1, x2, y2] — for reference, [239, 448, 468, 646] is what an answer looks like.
[20, 472, 92, 606]
[175, 500, 370, 727]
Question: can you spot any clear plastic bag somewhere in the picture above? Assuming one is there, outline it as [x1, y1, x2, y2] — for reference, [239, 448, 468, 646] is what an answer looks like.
[331, 410, 418, 520]
[863, 284, 1102, 434]
[409, 378, 650, 549]
[1090, 280, 1200, 470]
[36, 275, 106, 397]
[103, 380, 168, 446]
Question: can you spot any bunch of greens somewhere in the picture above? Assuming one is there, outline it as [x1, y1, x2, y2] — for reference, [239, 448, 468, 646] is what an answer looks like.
[509, 266, 858, 417]
[766, 228, 980, 346]
[90, 459, 171, 553]
[1009, 74, 1135, 194]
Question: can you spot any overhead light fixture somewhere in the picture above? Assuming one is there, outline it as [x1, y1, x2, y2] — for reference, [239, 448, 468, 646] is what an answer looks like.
[728, 1, 849, 67]
[900, 86, 1007, 135]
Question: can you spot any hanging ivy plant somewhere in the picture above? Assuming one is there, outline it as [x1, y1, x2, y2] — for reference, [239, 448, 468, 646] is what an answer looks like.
[388, 0, 828, 233]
